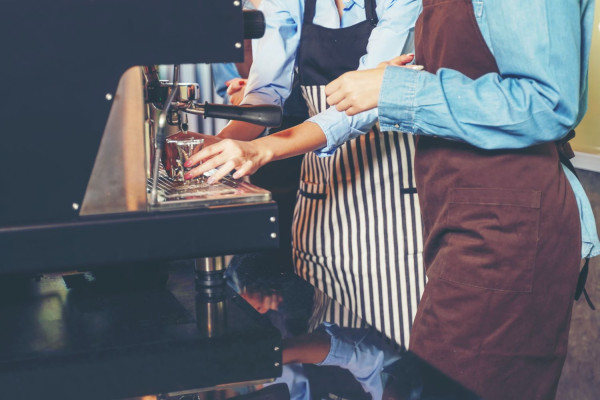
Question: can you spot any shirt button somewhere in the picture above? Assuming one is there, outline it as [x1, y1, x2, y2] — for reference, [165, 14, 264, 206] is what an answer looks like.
[394, 124, 400, 128]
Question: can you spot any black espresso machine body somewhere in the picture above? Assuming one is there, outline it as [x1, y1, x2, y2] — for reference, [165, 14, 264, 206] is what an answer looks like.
[0, 0, 280, 274]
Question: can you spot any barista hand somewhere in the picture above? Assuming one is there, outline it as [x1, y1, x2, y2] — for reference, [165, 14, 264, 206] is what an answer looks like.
[183, 138, 272, 184]
[325, 54, 422, 116]
[226, 78, 247, 106]
[375, 53, 416, 68]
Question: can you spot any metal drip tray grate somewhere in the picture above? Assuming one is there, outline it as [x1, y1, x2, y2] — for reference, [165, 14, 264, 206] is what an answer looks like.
[148, 170, 271, 210]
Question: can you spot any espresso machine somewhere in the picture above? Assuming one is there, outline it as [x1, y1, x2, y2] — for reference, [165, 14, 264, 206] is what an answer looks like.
[0, 1, 284, 398]
[0, 0, 282, 275]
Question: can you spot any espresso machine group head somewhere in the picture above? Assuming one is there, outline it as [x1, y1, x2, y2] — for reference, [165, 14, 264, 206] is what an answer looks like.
[140, 63, 282, 204]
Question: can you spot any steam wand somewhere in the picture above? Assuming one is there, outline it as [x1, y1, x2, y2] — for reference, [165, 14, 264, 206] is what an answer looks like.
[150, 65, 181, 205]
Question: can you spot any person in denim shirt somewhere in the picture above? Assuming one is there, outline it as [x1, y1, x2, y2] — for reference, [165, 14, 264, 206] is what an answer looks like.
[188, 1, 598, 399]
[323, 1, 599, 399]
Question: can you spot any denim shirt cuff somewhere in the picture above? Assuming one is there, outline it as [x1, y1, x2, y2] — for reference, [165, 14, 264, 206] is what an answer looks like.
[308, 113, 352, 157]
[316, 325, 354, 367]
[378, 66, 420, 133]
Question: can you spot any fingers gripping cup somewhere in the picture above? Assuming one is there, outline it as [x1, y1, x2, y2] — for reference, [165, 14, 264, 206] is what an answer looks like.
[162, 132, 205, 183]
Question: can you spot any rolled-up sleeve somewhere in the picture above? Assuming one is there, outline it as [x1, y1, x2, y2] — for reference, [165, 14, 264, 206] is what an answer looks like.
[241, 0, 302, 108]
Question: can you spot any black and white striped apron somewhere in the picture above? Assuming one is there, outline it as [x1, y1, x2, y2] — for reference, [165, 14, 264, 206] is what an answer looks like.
[292, 0, 425, 348]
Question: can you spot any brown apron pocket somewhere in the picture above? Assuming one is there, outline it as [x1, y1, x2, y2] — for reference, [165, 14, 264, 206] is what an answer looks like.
[439, 187, 541, 292]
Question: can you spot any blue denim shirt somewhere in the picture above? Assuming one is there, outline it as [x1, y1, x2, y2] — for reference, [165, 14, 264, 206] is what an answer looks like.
[211, 63, 240, 102]
[316, 322, 401, 400]
[372, 0, 599, 258]
[241, 0, 419, 142]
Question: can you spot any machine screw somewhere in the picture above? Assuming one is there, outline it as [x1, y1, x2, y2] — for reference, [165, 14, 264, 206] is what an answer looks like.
[105, 93, 113, 101]
[235, 42, 242, 49]
[233, 0, 241, 6]
[270, 232, 277, 239]
[270, 216, 276, 223]
[72, 203, 80, 211]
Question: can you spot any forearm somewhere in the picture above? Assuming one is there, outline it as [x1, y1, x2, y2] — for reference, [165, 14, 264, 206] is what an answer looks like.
[255, 121, 328, 162]
[379, 67, 577, 149]
[218, 120, 266, 141]
[184, 121, 327, 183]
[282, 331, 331, 365]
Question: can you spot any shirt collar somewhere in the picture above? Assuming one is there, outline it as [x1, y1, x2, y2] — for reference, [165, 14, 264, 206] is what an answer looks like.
[342, 0, 365, 11]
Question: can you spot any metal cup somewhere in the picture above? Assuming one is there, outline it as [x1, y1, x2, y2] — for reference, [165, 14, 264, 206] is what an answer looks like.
[163, 135, 204, 183]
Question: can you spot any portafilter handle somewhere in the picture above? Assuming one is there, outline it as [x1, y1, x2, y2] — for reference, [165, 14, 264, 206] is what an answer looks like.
[185, 102, 282, 128]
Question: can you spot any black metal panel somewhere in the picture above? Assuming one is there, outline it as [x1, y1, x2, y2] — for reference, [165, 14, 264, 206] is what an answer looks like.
[0, 0, 243, 226]
[0, 202, 279, 275]
[0, 267, 282, 399]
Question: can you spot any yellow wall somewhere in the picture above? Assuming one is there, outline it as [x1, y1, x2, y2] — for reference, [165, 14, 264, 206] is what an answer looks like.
[573, 7, 600, 154]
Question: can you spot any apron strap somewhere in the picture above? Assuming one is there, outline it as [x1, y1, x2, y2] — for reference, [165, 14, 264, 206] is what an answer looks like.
[305, 0, 378, 27]
[556, 130, 595, 310]
[365, 0, 379, 26]
[556, 129, 577, 176]
[304, 0, 317, 25]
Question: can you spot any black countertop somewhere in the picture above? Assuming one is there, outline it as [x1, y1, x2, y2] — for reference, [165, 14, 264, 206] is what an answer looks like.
[0, 254, 479, 400]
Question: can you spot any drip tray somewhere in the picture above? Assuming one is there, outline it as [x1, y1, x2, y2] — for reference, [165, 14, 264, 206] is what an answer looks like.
[148, 170, 271, 210]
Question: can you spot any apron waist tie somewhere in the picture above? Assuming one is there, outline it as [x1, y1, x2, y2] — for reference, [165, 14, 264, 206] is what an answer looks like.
[575, 258, 596, 310]
[556, 130, 595, 310]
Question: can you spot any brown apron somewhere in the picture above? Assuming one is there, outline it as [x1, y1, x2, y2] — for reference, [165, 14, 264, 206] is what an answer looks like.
[408, 1, 582, 399]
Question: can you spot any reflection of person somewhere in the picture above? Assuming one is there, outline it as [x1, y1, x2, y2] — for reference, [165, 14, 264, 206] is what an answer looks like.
[188, 0, 424, 349]
[283, 323, 482, 400]
[283, 323, 401, 400]
[226, 252, 316, 337]
[322, 2, 600, 400]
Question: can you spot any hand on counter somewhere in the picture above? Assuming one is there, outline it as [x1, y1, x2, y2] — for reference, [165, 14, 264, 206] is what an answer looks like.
[325, 54, 421, 116]
[184, 121, 327, 184]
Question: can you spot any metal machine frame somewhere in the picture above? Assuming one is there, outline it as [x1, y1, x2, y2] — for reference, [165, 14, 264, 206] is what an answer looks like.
[0, 0, 280, 274]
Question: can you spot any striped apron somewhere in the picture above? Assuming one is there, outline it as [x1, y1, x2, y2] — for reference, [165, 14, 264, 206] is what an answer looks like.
[292, 0, 425, 348]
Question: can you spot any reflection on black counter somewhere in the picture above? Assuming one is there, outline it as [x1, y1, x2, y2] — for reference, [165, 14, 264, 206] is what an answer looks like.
[227, 252, 315, 337]
[0, 263, 281, 400]
[0, 255, 482, 400]
[225, 252, 483, 400]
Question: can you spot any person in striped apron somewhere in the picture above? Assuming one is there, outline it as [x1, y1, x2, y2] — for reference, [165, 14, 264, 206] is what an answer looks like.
[291, 0, 424, 348]
[185, 0, 423, 348]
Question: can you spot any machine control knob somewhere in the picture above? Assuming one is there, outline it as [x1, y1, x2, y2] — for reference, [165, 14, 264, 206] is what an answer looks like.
[243, 10, 265, 39]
